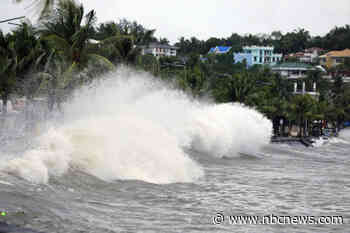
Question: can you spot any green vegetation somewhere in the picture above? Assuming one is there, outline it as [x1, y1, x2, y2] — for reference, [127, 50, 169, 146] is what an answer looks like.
[175, 26, 350, 56]
[1, 0, 350, 136]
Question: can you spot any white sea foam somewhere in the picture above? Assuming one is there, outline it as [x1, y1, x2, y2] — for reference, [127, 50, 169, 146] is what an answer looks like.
[312, 137, 329, 147]
[0, 180, 13, 186]
[0, 68, 272, 184]
[339, 128, 350, 143]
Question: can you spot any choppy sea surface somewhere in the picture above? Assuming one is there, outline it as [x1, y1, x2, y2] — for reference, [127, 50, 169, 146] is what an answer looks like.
[0, 70, 349, 233]
[1, 135, 349, 233]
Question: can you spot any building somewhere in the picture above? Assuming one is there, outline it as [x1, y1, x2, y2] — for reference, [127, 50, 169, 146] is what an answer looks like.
[208, 46, 232, 55]
[319, 49, 350, 69]
[140, 43, 179, 57]
[304, 47, 324, 62]
[271, 62, 318, 79]
[285, 48, 324, 63]
[233, 46, 282, 67]
[271, 62, 321, 99]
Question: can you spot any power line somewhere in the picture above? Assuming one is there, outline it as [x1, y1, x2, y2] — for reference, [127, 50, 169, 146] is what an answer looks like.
[0, 16, 25, 24]
[8, 22, 21, 26]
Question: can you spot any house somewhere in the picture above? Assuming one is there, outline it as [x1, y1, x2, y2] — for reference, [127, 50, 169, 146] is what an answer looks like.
[271, 62, 318, 79]
[285, 47, 324, 63]
[140, 43, 179, 57]
[319, 49, 350, 69]
[233, 46, 282, 67]
[271, 62, 321, 99]
[208, 46, 232, 55]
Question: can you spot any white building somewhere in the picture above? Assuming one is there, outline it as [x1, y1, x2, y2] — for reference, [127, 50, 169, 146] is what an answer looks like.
[140, 43, 179, 57]
[271, 62, 318, 79]
[271, 62, 321, 99]
[285, 47, 324, 63]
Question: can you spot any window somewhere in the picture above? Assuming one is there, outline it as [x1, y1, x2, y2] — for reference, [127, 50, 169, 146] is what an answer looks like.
[254, 56, 257, 62]
[335, 58, 343, 63]
[272, 57, 275, 62]
[259, 57, 262, 63]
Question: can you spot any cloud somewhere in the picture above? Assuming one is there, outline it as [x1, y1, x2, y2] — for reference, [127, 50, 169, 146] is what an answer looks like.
[1, 0, 350, 43]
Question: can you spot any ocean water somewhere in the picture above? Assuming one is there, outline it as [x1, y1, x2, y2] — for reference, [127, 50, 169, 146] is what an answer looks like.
[0, 69, 349, 233]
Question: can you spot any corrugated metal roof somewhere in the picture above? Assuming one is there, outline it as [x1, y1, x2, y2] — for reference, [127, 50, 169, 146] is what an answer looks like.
[319, 49, 350, 58]
[141, 43, 178, 50]
[272, 62, 315, 70]
[217, 46, 231, 52]
[208, 46, 231, 53]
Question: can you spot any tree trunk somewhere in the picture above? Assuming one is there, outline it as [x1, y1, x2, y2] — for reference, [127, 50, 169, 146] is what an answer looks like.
[298, 116, 303, 138]
[1, 95, 8, 115]
[48, 94, 55, 112]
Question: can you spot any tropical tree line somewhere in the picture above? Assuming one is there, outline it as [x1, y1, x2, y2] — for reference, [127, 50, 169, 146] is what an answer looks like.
[1, 0, 161, 113]
[136, 49, 350, 136]
[175, 26, 350, 56]
[1, 0, 350, 137]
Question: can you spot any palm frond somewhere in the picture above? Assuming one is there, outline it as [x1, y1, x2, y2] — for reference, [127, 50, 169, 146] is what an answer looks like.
[87, 53, 116, 70]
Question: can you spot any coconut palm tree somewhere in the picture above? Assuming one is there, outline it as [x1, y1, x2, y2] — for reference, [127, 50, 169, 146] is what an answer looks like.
[0, 31, 18, 114]
[95, 20, 157, 65]
[40, 0, 114, 72]
[36, 0, 114, 110]
[11, 23, 48, 101]
[0, 23, 48, 114]
[40, 0, 97, 66]
[15, 0, 55, 19]
[288, 94, 318, 137]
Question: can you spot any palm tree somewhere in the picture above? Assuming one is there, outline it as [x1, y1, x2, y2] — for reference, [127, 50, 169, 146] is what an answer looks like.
[99, 35, 140, 65]
[15, 0, 55, 19]
[0, 23, 48, 114]
[34, 0, 114, 111]
[40, 0, 95, 65]
[288, 94, 317, 137]
[0, 31, 17, 114]
[11, 23, 47, 99]
[212, 71, 257, 103]
[96, 20, 157, 65]
[96, 20, 156, 46]
[38, 49, 73, 111]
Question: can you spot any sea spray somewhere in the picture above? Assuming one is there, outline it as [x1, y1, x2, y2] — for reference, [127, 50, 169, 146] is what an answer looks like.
[0, 68, 272, 184]
[190, 103, 272, 157]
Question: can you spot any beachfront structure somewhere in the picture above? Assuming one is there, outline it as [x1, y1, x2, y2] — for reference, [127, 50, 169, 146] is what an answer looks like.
[291, 80, 319, 99]
[271, 62, 320, 99]
[271, 62, 318, 79]
[233, 46, 282, 67]
[208, 46, 232, 55]
[319, 49, 350, 69]
[140, 43, 178, 57]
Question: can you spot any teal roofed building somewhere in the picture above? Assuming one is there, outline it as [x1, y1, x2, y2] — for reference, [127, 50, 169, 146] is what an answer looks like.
[233, 46, 282, 67]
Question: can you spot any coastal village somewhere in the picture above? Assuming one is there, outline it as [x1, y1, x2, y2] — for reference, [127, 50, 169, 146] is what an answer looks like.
[1, 2, 350, 232]
[1, 1, 350, 143]
[137, 42, 350, 141]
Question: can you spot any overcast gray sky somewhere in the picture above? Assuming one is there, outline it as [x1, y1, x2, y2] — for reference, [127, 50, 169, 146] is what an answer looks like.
[1, 0, 350, 43]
